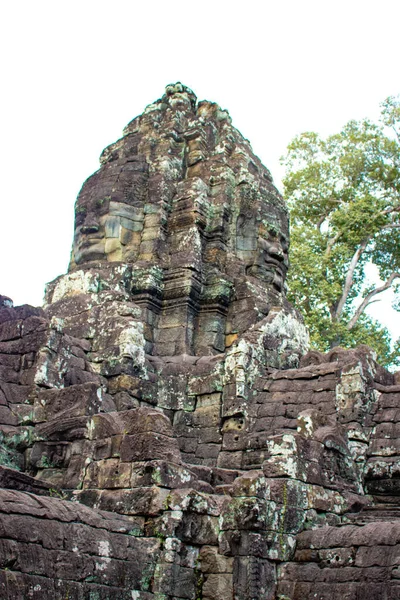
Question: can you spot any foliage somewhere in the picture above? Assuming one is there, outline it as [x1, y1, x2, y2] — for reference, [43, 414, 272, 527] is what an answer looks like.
[282, 96, 400, 367]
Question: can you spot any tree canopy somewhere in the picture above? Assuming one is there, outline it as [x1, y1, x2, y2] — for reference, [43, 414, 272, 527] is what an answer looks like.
[281, 96, 400, 367]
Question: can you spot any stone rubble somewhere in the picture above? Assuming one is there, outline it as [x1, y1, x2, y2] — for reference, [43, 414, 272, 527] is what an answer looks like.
[0, 84, 399, 599]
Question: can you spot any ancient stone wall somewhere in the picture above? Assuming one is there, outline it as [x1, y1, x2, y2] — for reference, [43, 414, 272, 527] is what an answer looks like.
[1, 85, 400, 600]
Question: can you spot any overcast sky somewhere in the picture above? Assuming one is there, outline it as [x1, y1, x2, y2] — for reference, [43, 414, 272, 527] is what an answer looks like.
[1, 0, 399, 339]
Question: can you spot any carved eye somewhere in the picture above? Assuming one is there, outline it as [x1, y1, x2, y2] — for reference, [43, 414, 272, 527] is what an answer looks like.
[75, 207, 87, 227]
[268, 226, 278, 238]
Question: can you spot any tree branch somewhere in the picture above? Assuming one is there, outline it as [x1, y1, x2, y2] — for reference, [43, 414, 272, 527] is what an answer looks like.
[347, 271, 400, 330]
[333, 238, 370, 321]
[316, 215, 325, 232]
[326, 231, 342, 256]
[390, 126, 400, 144]
[380, 205, 400, 218]
[381, 223, 400, 230]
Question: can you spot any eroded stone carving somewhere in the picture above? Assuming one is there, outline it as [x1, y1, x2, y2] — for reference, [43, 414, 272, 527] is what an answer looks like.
[0, 84, 400, 600]
[66, 82, 299, 359]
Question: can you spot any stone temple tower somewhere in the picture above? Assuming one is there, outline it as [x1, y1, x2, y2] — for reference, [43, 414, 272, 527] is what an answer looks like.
[65, 81, 306, 361]
[0, 85, 400, 600]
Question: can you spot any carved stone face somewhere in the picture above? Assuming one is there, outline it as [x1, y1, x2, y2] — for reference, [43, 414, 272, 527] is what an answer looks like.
[71, 163, 147, 267]
[72, 175, 289, 297]
[66, 83, 295, 356]
[73, 193, 108, 264]
[247, 225, 289, 292]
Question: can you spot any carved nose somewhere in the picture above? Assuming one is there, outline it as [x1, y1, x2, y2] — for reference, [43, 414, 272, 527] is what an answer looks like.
[81, 221, 99, 234]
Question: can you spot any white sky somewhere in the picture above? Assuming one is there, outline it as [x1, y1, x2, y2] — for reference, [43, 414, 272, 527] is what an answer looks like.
[1, 0, 399, 340]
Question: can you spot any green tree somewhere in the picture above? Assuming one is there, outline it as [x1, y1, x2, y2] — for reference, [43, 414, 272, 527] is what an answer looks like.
[281, 96, 400, 367]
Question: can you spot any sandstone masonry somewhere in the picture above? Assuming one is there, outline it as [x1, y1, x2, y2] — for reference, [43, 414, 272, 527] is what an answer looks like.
[1, 84, 399, 600]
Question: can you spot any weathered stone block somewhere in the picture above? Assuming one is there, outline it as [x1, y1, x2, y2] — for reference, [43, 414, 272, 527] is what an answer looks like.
[200, 545, 234, 573]
[120, 431, 181, 463]
[175, 514, 220, 545]
[202, 573, 233, 600]
[83, 458, 132, 489]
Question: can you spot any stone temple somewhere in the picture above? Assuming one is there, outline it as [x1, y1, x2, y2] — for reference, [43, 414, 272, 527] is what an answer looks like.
[1, 83, 400, 599]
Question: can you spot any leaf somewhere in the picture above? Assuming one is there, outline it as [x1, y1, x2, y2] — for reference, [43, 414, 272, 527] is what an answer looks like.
[282, 96, 400, 368]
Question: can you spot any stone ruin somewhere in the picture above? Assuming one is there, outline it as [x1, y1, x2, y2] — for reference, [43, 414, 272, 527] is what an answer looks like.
[1, 83, 400, 600]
